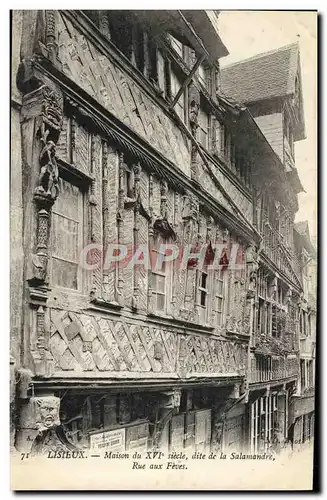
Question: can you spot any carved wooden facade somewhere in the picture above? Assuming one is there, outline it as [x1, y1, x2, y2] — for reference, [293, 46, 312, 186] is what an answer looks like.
[11, 10, 311, 454]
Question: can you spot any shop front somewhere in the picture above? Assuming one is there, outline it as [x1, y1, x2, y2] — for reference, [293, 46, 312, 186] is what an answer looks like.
[249, 390, 288, 453]
[20, 385, 238, 455]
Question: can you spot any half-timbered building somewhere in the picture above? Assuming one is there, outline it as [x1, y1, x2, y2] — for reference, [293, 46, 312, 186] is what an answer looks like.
[11, 11, 313, 455]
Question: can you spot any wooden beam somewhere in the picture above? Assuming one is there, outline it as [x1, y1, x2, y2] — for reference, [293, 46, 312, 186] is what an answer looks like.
[169, 54, 205, 110]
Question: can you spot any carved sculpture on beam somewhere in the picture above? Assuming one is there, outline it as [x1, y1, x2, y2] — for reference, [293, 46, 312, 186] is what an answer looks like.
[152, 180, 176, 241]
[30, 86, 63, 287]
[150, 390, 181, 450]
[246, 243, 259, 299]
[189, 83, 201, 181]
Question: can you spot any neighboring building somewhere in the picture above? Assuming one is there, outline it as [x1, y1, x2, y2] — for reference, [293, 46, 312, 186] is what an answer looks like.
[290, 221, 316, 447]
[221, 43, 311, 453]
[10, 11, 315, 455]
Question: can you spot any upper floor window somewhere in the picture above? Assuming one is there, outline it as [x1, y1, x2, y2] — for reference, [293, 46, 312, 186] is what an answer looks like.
[198, 107, 210, 149]
[231, 140, 252, 187]
[151, 234, 171, 314]
[214, 269, 227, 327]
[123, 164, 135, 199]
[197, 64, 213, 94]
[169, 35, 184, 58]
[50, 177, 85, 291]
[171, 70, 185, 121]
[196, 264, 210, 323]
[110, 13, 133, 60]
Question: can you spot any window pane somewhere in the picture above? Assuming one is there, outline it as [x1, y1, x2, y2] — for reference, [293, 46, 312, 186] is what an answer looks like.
[51, 178, 83, 291]
[217, 279, 223, 295]
[156, 274, 165, 294]
[216, 297, 223, 312]
[201, 272, 207, 289]
[157, 293, 165, 311]
[55, 178, 80, 220]
[170, 35, 183, 57]
[200, 290, 206, 307]
[52, 258, 78, 290]
[52, 213, 79, 262]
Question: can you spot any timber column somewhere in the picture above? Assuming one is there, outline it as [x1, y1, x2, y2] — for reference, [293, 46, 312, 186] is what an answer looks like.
[15, 11, 65, 454]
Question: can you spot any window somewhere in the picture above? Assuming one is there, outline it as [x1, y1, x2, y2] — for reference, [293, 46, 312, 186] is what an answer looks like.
[151, 235, 170, 313]
[50, 177, 84, 291]
[197, 266, 209, 323]
[132, 26, 145, 73]
[307, 360, 314, 388]
[197, 64, 212, 91]
[124, 165, 134, 199]
[211, 119, 227, 158]
[215, 270, 226, 327]
[300, 360, 305, 390]
[221, 127, 231, 163]
[198, 107, 210, 149]
[169, 35, 184, 58]
[110, 13, 133, 60]
[300, 310, 307, 337]
[256, 267, 271, 335]
[171, 70, 185, 121]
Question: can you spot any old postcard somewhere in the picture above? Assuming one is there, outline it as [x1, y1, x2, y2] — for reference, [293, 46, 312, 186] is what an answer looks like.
[10, 9, 317, 490]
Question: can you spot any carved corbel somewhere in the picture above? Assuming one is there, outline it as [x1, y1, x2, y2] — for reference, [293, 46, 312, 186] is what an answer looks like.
[149, 390, 181, 450]
[16, 395, 61, 453]
[17, 11, 62, 93]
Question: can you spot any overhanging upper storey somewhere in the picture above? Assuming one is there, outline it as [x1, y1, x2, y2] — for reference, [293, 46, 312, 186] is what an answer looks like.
[131, 10, 229, 63]
[216, 94, 299, 213]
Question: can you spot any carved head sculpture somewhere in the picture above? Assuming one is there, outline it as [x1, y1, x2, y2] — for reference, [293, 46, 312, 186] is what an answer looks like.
[118, 396, 130, 424]
[189, 99, 200, 126]
[213, 422, 223, 442]
[35, 396, 60, 432]
[172, 390, 181, 409]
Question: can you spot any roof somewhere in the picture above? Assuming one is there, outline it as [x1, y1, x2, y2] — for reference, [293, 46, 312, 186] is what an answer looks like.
[294, 221, 316, 256]
[220, 43, 300, 104]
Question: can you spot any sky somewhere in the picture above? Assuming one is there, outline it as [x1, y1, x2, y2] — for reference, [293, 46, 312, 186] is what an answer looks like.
[218, 11, 317, 245]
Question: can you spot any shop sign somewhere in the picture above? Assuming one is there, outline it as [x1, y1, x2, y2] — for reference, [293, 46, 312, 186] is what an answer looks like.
[90, 427, 125, 452]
